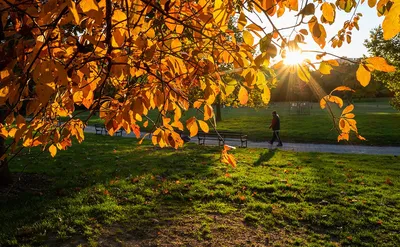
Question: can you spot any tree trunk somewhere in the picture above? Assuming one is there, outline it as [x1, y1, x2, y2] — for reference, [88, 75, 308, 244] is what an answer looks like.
[0, 136, 12, 186]
[216, 103, 222, 122]
[0, 108, 12, 185]
[215, 94, 222, 122]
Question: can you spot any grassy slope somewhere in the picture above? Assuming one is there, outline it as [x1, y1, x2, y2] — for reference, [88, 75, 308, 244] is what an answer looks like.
[64, 99, 400, 146]
[1, 134, 399, 246]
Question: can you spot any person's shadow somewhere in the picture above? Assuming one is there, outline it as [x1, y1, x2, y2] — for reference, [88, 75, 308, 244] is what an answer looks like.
[254, 149, 276, 166]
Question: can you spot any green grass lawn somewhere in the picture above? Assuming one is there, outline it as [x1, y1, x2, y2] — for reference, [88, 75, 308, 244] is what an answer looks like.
[63, 98, 400, 146]
[1, 134, 399, 246]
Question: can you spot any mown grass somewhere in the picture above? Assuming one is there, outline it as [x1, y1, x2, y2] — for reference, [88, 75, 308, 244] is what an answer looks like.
[64, 99, 400, 146]
[1, 134, 399, 246]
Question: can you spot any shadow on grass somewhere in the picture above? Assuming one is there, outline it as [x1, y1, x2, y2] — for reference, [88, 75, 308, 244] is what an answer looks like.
[0, 135, 221, 246]
[253, 149, 276, 166]
[292, 153, 400, 245]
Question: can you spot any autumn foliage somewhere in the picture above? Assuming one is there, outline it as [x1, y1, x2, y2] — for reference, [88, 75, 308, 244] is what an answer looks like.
[0, 0, 398, 167]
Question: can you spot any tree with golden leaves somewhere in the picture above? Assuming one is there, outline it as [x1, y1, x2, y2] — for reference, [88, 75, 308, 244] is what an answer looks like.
[0, 0, 399, 183]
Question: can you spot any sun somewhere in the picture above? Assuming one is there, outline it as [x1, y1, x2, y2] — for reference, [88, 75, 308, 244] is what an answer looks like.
[283, 50, 305, 65]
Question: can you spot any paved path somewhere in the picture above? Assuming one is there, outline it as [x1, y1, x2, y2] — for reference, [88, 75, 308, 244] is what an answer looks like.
[83, 126, 400, 156]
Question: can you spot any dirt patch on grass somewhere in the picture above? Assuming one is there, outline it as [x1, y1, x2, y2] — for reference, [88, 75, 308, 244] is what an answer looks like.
[0, 172, 52, 200]
[95, 213, 269, 247]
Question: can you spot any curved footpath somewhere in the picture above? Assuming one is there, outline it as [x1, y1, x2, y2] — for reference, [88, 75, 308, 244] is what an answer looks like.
[83, 126, 400, 156]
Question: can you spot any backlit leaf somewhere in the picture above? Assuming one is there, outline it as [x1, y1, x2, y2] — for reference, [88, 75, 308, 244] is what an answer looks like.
[320, 97, 327, 109]
[382, 0, 400, 40]
[213, 0, 229, 25]
[79, 0, 99, 13]
[329, 95, 343, 108]
[243, 31, 254, 46]
[204, 105, 213, 121]
[342, 104, 354, 115]
[238, 12, 247, 31]
[356, 64, 371, 87]
[333, 86, 355, 92]
[262, 85, 271, 104]
[198, 120, 209, 133]
[68, 0, 80, 24]
[321, 2, 334, 22]
[49, 144, 57, 157]
[189, 121, 198, 137]
[238, 86, 248, 105]
[366, 57, 396, 72]
[319, 61, 333, 75]
[297, 66, 311, 82]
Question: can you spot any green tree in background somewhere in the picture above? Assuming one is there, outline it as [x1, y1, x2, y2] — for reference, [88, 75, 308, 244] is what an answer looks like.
[365, 27, 400, 110]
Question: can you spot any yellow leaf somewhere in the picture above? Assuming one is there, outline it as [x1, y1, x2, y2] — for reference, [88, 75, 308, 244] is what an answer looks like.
[319, 61, 333, 75]
[49, 144, 57, 157]
[213, 0, 229, 25]
[223, 144, 231, 151]
[238, 86, 248, 105]
[143, 120, 148, 128]
[243, 30, 254, 46]
[0, 69, 9, 80]
[342, 104, 354, 115]
[0, 125, 8, 138]
[328, 95, 343, 108]
[221, 150, 236, 168]
[68, 0, 80, 24]
[382, 0, 400, 40]
[79, 0, 99, 13]
[225, 85, 235, 96]
[112, 28, 125, 47]
[226, 154, 236, 167]
[8, 128, 17, 138]
[338, 133, 349, 142]
[289, 0, 299, 11]
[320, 97, 327, 109]
[366, 57, 396, 72]
[112, 9, 127, 24]
[193, 101, 202, 109]
[321, 2, 334, 22]
[171, 39, 182, 52]
[256, 71, 266, 87]
[308, 17, 326, 48]
[0, 85, 9, 98]
[368, 0, 377, 8]
[339, 119, 351, 133]
[356, 64, 371, 87]
[333, 86, 355, 92]
[262, 85, 270, 104]
[347, 119, 358, 132]
[204, 104, 213, 121]
[297, 65, 311, 82]
[198, 120, 209, 133]
[238, 12, 246, 31]
[357, 134, 366, 141]
[189, 121, 198, 137]
[277, 6, 285, 17]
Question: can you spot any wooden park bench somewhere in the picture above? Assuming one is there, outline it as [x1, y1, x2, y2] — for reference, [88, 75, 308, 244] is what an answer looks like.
[197, 131, 248, 148]
[94, 124, 123, 136]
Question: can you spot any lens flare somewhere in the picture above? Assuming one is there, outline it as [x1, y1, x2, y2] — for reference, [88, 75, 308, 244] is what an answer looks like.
[283, 51, 304, 65]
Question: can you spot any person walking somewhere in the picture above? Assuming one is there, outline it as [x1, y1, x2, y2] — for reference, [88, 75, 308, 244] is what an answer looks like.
[268, 111, 283, 147]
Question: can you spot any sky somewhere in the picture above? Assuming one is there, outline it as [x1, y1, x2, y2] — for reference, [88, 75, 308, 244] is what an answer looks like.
[246, 3, 383, 61]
